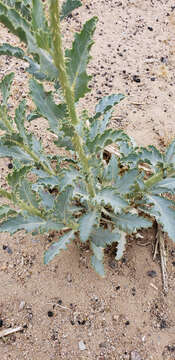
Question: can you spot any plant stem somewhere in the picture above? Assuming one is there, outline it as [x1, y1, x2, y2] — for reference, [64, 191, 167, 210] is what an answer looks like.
[49, 0, 95, 198]
[22, 144, 55, 176]
[0, 189, 13, 201]
[0, 106, 14, 133]
[9, 138, 56, 177]
[144, 166, 175, 189]
[18, 200, 45, 217]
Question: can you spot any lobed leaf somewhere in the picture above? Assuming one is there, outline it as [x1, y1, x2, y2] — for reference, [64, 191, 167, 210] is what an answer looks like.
[7, 166, 31, 187]
[115, 169, 138, 194]
[66, 17, 97, 101]
[24, 56, 46, 80]
[59, 169, 80, 191]
[0, 2, 27, 42]
[115, 231, 127, 260]
[0, 72, 14, 105]
[91, 254, 105, 277]
[18, 179, 39, 208]
[87, 129, 128, 154]
[29, 79, 67, 132]
[44, 230, 75, 264]
[0, 43, 25, 58]
[151, 177, 175, 195]
[38, 189, 54, 211]
[139, 146, 163, 173]
[0, 2, 58, 80]
[0, 205, 17, 219]
[32, 0, 47, 32]
[89, 94, 125, 140]
[91, 241, 104, 261]
[0, 144, 32, 162]
[53, 186, 73, 222]
[89, 109, 113, 140]
[90, 228, 120, 247]
[14, 100, 28, 143]
[95, 93, 125, 116]
[79, 210, 99, 242]
[145, 195, 175, 241]
[165, 139, 175, 165]
[95, 188, 127, 214]
[102, 155, 119, 184]
[113, 212, 152, 234]
[0, 214, 64, 234]
[60, 0, 82, 20]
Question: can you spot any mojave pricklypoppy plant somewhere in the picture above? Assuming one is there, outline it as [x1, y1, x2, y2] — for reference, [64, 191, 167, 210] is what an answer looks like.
[0, 0, 174, 279]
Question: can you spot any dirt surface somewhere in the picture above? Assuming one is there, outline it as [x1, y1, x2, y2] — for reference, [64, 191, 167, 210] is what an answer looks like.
[0, 1, 175, 359]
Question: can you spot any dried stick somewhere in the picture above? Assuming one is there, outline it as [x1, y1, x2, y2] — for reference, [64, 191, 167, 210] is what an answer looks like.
[154, 223, 168, 294]
[0, 326, 23, 338]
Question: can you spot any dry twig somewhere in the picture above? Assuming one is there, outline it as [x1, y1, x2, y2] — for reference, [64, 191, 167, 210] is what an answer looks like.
[153, 223, 168, 294]
[0, 326, 23, 338]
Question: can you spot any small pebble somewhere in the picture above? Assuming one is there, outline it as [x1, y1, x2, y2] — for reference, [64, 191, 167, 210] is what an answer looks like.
[115, 285, 120, 291]
[8, 163, 13, 169]
[132, 75, 141, 83]
[160, 319, 167, 329]
[67, 273, 72, 282]
[130, 350, 142, 360]
[99, 342, 107, 348]
[160, 56, 167, 63]
[79, 340, 86, 351]
[148, 26, 153, 31]
[19, 301, 26, 311]
[48, 311, 54, 317]
[108, 259, 116, 269]
[2, 245, 12, 254]
[147, 270, 157, 278]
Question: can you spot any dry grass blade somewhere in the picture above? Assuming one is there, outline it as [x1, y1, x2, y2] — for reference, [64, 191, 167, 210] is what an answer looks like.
[0, 326, 23, 338]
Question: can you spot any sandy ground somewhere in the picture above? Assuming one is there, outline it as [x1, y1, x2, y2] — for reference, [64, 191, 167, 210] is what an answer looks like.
[0, 0, 175, 359]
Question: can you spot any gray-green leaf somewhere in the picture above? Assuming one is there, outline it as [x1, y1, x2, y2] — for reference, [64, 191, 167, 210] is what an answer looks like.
[145, 195, 175, 241]
[29, 79, 67, 132]
[79, 210, 99, 242]
[66, 17, 97, 102]
[44, 230, 75, 264]
[91, 255, 105, 277]
[113, 212, 152, 234]
[95, 188, 127, 213]
[60, 0, 82, 20]
[90, 228, 120, 247]
[0, 72, 14, 105]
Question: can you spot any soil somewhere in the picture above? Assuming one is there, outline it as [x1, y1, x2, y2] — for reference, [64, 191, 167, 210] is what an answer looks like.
[0, 0, 175, 359]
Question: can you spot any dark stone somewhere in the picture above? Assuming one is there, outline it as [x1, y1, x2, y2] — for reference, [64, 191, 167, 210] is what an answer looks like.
[132, 75, 141, 83]
[160, 319, 167, 329]
[8, 163, 13, 169]
[147, 270, 157, 278]
[78, 320, 86, 325]
[131, 287, 136, 296]
[116, 285, 121, 291]
[47, 311, 54, 317]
